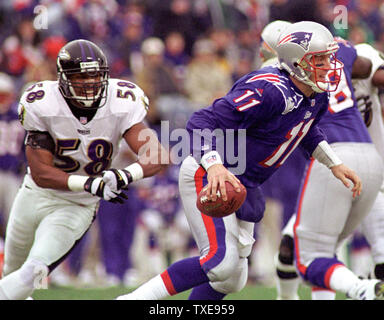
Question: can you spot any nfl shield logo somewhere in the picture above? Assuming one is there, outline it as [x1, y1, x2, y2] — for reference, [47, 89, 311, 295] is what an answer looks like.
[80, 117, 88, 124]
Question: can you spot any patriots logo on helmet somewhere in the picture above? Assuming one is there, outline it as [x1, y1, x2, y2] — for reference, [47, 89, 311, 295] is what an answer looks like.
[278, 32, 313, 51]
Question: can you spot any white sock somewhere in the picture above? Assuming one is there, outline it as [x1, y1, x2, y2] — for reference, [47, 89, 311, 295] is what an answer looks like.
[0, 270, 34, 300]
[275, 254, 300, 300]
[117, 275, 170, 300]
[276, 277, 300, 300]
[329, 266, 359, 294]
[0, 259, 48, 300]
[311, 288, 336, 300]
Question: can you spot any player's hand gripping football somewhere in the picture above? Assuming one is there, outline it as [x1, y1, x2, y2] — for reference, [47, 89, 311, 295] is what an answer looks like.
[331, 164, 362, 198]
[84, 176, 128, 204]
[206, 164, 242, 202]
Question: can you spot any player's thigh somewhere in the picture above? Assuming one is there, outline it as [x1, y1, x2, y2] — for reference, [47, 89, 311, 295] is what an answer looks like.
[3, 187, 41, 275]
[27, 203, 95, 267]
[178, 157, 245, 276]
[360, 191, 384, 263]
[338, 143, 383, 244]
[295, 160, 352, 265]
[178, 156, 209, 251]
[179, 157, 240, 252]
[0, 172, 22, 221]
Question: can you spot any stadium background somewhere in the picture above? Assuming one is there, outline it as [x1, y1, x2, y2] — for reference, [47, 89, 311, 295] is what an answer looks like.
[0, 0, 383, 300]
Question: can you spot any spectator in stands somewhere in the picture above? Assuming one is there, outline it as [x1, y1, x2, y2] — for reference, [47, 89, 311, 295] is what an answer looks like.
[135, 37, 185, 124]
[164, 32, 190, 86]
[147, 0, 212, 55]
[208, 28, 237, 74]
[0, 73, 25, 238]
[184, 38, 232, 109]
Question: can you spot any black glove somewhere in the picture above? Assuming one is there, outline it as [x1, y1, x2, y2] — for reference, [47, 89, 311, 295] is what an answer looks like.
[84, 177, 128, 204]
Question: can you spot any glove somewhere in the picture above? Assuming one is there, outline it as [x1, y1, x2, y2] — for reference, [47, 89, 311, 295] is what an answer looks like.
[102, 168, 132, 192]
[84, 177, 128, 204]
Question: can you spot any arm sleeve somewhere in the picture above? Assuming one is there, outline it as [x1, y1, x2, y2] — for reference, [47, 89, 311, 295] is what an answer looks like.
[25, 131, 55, 153]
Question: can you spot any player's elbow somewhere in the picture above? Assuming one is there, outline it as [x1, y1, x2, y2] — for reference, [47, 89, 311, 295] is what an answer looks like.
[352, 56, 372, 79]
[372, 69, 384, 87]
[30, 169, 62, 189]
[30, 171, 51, 188]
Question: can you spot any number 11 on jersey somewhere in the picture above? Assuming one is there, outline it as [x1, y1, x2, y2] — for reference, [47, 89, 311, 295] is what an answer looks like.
[260, 119, 315, 167]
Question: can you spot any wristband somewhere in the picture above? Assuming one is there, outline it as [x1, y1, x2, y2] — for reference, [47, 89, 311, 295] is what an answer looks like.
[67, 175, 89, 192]
[312, 140, 342, 168]
[201, 151, 223, 171]
[123, 162, 144, 182]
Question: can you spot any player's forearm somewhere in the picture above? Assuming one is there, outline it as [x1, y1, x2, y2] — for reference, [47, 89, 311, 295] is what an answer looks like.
[26, 146, 72, 190]
[30, 164, 71, 190]
[137, 161, 167, 178]
[137, 143, 169, 177]
[312, 140, 343, 168]
[372, 69, 384, 87]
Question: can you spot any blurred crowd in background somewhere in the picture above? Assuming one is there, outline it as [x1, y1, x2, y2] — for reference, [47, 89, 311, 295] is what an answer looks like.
[0, 0, 383, 290]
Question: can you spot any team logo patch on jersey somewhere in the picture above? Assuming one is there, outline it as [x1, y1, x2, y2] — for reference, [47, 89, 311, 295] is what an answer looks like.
[282, 95, 303, 115]
[278, 32, 313, 51]
[304, 111, 312, 119]
[18, 103, 26, 126]
[141, 96, 149, 111]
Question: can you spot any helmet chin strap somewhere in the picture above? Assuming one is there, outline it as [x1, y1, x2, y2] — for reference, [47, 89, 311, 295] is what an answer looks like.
[281, 62, 325, 93]
[296, 67, 326, 93]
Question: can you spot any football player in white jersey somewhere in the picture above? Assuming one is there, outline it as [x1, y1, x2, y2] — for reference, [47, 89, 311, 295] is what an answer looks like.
[353, 43, 384, 282]
[0, 39, 167, 300]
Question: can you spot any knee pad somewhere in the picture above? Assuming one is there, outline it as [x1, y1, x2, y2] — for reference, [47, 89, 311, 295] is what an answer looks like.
[211, 258, 248, 294]
[278, 235, 295, 265]
[207, 255, 238, 282]
[374, 263, 384, 280]
[276, 235, 298, 278]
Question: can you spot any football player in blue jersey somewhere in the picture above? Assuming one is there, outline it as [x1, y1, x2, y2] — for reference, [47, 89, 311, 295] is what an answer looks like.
[114, 21, 363, 300]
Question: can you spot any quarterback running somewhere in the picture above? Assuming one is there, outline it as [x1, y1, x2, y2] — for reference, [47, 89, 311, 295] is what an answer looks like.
[115, 21, 362, 301]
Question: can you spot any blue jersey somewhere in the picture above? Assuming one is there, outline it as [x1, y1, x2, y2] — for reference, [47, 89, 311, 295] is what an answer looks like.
[319, 39, 372, 143]
[187, 66, 328, 189]
[0, 103, 26, 174]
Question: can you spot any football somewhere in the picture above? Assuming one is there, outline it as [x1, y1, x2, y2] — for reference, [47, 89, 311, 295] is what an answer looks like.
[196, 181, 247, 218]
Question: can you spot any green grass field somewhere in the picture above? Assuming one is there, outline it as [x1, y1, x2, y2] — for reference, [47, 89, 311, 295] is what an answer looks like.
[31, 284, 346, 300]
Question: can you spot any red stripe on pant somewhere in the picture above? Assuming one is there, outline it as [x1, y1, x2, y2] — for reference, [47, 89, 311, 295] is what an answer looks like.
[160, 270, 177, 295]
[324, 263, 344, 289]
[194, 166, 218, 266]
[293, 159, 315, 276]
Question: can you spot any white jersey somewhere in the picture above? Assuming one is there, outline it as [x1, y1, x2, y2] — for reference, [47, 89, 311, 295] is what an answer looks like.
[353, 44, 384, 159]
[17, 78, 148, 205]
